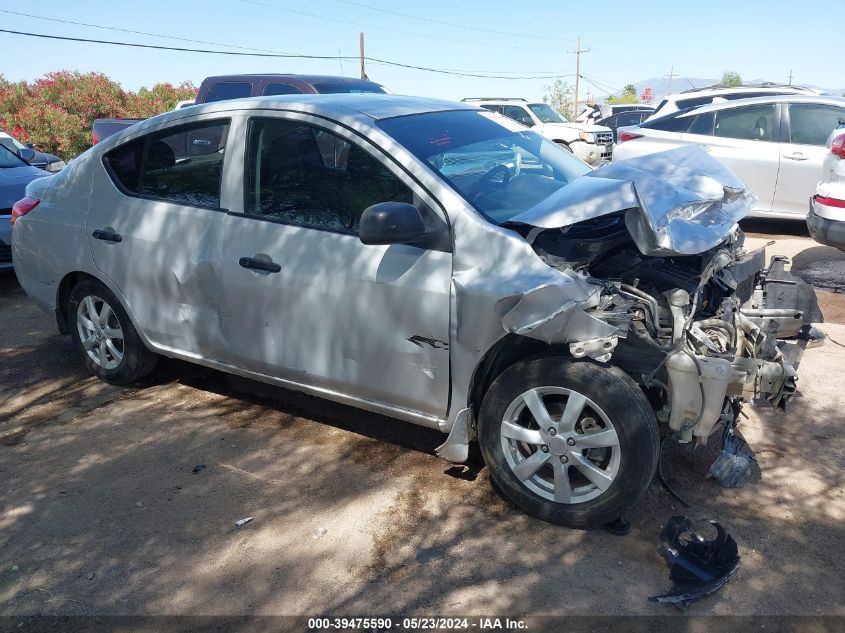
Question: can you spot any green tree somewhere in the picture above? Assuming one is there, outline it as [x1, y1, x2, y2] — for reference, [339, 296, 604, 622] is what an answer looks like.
[542, 79, 575, 120]
[720, 71, 743, 87]
[606, 83, 639, 105]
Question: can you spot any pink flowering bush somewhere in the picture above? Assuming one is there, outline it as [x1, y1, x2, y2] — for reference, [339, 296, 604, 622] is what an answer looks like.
[0, 71, 197, 160]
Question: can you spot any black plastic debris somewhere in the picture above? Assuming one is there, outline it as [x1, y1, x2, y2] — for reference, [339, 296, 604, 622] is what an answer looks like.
[709, 424, 755, 488]
[192, 464, 206, 474]
[649, 516, 740, 608]
[605, 517, 631, 536]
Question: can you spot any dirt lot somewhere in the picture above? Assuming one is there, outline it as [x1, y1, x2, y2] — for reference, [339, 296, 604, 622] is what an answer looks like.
[0, 226, 843, 617]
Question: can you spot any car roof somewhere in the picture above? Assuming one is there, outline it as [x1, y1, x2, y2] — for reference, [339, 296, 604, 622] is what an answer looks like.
[673, 94, 845, 117]
[92, 94, 479, 149]
[201, 74, 382, 86]
[678, 83, 818, 95]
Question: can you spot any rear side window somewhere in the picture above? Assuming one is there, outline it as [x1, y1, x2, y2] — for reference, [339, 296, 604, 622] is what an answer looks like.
[309, 81, 386, 94]
[788, 104, 845, 146]
[642, 114, 691, 133]
[204, 82, 252, 102]
[714, 104, 775, 141]
[244, 118, 412, 234]
[686, 112, 715, 136]
[103, 138, 144, 193]
[103, 120, 230, 208]
[263, 83, 304, 96]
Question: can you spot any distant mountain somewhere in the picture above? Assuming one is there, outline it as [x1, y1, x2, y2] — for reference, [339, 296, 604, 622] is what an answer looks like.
[616, 77, 845, 103]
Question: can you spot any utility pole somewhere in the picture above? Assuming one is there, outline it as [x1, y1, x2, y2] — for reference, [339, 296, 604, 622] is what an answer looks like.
[359, 32, 367, 80]
[665, 65, 677, 93]
[788, 69, 793, 85]
[568, 36, 589, 115]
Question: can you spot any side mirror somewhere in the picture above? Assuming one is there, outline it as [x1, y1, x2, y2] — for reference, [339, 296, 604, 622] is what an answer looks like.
[18, 148, 36, 163]
[359, 202, 427, 246]
[517, 116, 535, 127]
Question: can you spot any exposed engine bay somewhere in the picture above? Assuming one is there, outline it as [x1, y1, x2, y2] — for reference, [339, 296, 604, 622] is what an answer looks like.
[522, 211, 824, 453]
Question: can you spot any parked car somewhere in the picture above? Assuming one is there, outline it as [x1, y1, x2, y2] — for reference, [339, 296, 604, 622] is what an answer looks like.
[595, 110, 653, 143]
[463, 98, 613, 165]
[576, 103, 654, 124]
[0, 130, 65, 172]
[13, 95, 821, 528]
[91, 75, 387, 145]
[195, 74, 387, 104]
[808, 127, 845, 250]
[0, 144, 48, 270]
[92, 118, 144, 145]
[646, 83, 821, 121]
[613, 95, 845, 219]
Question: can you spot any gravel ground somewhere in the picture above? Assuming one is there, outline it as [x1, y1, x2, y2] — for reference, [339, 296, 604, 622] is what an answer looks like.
[0, 229, 843, 617]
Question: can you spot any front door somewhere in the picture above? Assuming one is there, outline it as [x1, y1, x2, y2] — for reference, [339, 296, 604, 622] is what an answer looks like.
[87, 118, 231, 354]
[215, 115, 452, 418]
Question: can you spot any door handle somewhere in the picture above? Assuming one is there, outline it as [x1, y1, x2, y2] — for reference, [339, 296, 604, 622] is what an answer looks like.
[92, 229, 122, 243]
[783, 152, 808, 161]
[239, 256, 281, 273]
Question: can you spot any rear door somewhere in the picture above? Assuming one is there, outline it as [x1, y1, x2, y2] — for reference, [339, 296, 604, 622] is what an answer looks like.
[88, 118, 231, 354]
[681, 104, 780, 214]
[773, 102, 845, 216]
[213, 113, 453, 418]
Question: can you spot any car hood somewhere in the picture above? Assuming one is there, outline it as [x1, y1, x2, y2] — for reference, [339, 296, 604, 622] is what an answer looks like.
[507, 145, 755, 256]
[0, 165, 48, 209]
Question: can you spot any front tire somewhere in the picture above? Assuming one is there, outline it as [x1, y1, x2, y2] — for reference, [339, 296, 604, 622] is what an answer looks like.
[479, 357, 659, 529]
[68, 279, 158, 385]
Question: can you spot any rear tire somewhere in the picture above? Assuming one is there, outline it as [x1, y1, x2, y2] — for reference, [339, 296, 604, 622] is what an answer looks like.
[68, 279, 157, 385]
[478, 356, 659, 529]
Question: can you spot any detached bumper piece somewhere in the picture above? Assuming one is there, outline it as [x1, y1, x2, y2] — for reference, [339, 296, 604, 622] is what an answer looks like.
[650, 516, 740, 608]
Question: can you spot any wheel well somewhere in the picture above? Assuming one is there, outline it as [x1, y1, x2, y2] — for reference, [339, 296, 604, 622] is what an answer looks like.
[56, 271, 99, 334]
[468, 335, 566, 420]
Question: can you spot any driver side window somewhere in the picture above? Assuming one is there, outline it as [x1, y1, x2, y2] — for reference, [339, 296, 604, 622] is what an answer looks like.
[244, 118, 413, 234]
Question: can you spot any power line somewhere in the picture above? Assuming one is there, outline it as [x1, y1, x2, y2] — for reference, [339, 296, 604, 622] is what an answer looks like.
[0, 28, 573, 80]
[238, 0, 562, 52]
[0, 9, 292, 55]
[323, 0, 571, 42]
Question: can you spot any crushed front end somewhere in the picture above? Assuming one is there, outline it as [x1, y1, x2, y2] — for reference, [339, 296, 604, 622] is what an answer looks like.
[504, 146, 824, 483]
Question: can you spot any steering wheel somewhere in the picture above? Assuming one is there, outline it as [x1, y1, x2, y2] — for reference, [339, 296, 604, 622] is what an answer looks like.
[470, 164, 511, 200]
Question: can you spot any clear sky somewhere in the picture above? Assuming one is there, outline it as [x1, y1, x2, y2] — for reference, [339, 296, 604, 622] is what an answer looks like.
[0, 0, 841, 102]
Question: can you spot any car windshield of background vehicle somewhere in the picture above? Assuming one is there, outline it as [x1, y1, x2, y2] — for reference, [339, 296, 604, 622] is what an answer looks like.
[0, 144, 24, 168]
[378, 110, 590, 224]
[528, 103, 568, 123]
[0, 134, 26, 151]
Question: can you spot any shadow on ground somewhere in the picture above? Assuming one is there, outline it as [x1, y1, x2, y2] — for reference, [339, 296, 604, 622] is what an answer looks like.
[0, 271, 843, 617]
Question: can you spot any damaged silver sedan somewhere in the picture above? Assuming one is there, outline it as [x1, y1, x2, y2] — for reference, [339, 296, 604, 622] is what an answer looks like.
[12, 95, 823, 528]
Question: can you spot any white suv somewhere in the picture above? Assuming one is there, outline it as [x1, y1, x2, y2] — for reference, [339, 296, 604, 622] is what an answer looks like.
[646, 83, 821, 121]
[463, 98, 613, 165]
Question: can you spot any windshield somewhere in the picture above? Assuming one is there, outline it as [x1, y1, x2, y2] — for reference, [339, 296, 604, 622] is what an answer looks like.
[377, 110, 591, 224]
[0, 143, 25, 168]
[528, 103, 567, 123]
[0, 134, 26, 152]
